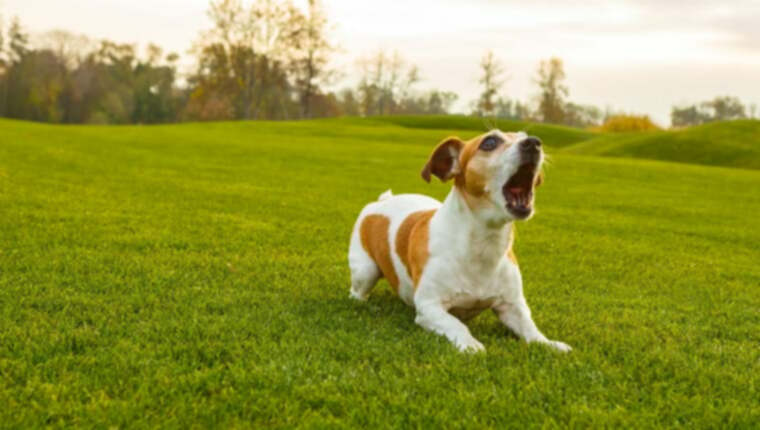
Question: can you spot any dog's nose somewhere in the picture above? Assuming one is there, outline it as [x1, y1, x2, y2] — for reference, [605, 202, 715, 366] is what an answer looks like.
[520, 136, 542, 152]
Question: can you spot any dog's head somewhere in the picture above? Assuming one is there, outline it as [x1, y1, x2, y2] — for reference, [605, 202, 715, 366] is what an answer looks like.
[421, 130, 544, 222]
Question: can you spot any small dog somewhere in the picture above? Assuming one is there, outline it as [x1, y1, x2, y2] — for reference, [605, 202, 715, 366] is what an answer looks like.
[348, 131, 570, 352]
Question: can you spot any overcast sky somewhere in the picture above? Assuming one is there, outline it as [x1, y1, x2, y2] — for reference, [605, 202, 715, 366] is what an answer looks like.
[3, 0, 760, 125]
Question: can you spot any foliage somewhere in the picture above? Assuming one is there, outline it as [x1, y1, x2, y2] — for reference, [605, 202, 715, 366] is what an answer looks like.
[1, 117, 759, 427]
[671, 96, 747, 127]
[0, 19, 183, 124]
[535, 57, 568, 124]
[563, 102, 603, 128]
[474, 50, 504, 116]
[596, 114, 661, 132]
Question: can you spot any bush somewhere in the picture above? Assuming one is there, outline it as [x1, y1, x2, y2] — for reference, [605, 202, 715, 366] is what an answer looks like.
[596, 115, 661, 132]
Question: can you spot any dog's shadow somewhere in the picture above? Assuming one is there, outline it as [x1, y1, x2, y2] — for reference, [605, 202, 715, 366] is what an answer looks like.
[293, 284, 521, 349]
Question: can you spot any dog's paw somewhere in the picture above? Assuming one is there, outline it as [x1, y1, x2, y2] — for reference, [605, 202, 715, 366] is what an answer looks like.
[546, 340, 572, 353]
[457, 337, 486, 353]
[348, 290, 368, 301]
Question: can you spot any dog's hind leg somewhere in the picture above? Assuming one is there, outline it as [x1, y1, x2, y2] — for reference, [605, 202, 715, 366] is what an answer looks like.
[348, 229, 381, 301]
[349, 257, 381, 301]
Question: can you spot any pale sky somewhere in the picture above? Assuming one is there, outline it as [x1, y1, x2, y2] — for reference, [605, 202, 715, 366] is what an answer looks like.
[3, 0, 760, 125]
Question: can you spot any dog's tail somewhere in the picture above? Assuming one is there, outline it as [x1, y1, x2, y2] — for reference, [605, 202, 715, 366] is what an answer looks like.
[378, 189, 393, 201]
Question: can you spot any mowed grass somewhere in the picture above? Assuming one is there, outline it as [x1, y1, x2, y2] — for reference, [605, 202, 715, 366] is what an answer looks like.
[1, 117, 759, 427]
[563, 119, 760, 170]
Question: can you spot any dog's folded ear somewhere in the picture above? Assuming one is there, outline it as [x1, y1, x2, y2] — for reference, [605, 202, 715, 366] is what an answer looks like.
[421, 137, 464, 183]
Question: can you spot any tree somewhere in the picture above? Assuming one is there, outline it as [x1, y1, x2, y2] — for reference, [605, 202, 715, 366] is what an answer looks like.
[0, 16, 6, 116]
[475, 50, 504, 116]
[535, 57, 568, 124]
[290, 0, 335, 118]
[671, 105, 708, 127]
[337, 88, 359, 116]
[185, 0, 303, 121]
[7, 18, 28, 63]
[671, 96, 747, 127]
[356, 51, 419, 116]
[701, 96, 745, 121]
[563, 102, 602, 128]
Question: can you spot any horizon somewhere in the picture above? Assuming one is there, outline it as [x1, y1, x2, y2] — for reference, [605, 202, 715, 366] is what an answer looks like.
[3, 0, 760, 126]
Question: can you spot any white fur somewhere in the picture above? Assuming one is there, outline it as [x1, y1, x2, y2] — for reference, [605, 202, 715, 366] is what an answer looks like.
[348, 132, 571, 353]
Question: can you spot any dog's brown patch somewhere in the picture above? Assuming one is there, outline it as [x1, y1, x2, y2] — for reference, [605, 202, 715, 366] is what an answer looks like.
[393, 209, 436, 287]
[360, 214, 398, 291]
[396, 210, 436, 285]
[421, 138, 464, 183]
[506, 224, 518, 265]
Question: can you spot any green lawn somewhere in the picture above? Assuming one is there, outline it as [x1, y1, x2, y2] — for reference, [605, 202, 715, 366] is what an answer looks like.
[1, 117, 759, 427]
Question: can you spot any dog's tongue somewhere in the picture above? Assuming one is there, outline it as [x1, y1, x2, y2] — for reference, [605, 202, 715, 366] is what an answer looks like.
[509, 187, 524, 195]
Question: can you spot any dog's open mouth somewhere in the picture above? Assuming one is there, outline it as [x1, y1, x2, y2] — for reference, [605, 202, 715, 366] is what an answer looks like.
[503, 163, 537, 218]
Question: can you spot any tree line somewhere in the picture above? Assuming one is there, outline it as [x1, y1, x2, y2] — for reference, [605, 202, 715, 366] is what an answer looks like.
[1, 0, 756, 128]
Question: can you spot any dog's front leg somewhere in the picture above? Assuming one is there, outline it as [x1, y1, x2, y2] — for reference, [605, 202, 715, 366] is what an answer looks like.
[493, 297, 572, 352]
[414, 300, 485, 352]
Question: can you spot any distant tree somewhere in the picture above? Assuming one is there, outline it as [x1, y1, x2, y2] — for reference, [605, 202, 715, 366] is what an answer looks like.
[535, 57, 568, 124]
[475, 51, 504, 116]
[185, 0, 303, 121]
[356, 51, 419, 116]
[337, 88, 360, 116]
[563, 102, 602, 128]
[425, 90, 458, 115]
[8, 18, 28, 63]
[671, 96, 747, 127]
[701, 96, 746, 121]
[671, 105, 707, 127]
[0, 16, 7, 117]
[750, 103, 758, 119]
[38, 30, 92, 69]
[290, 0, 335, 118]
[489, 97, 530, 120]
[131, 45, 181, 123]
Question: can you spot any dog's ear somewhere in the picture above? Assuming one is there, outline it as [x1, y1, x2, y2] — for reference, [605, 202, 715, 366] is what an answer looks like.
[421, 137, 464, 183]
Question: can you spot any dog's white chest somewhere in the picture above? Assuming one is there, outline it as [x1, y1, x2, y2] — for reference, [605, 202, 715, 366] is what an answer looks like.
[436, 258, 520, 319]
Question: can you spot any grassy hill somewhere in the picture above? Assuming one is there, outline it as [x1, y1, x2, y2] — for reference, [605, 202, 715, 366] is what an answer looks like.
[1, 118, 759, 427]
[373, 114, 600, 148]
[561, 120, 760, 170]
[339, 115, 760, 171]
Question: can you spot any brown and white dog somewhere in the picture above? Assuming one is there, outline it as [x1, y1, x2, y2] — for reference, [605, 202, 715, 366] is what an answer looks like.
[348, 131, 571, 352]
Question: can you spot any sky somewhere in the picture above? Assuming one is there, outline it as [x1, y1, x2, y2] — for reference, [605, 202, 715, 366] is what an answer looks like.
[3, 0, 760, 125]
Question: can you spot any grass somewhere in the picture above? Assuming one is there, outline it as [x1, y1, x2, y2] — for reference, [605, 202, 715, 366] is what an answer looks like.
[563, 119, 760, 170]
[1, 117, 759, 427]
[374, 114, 600, 147]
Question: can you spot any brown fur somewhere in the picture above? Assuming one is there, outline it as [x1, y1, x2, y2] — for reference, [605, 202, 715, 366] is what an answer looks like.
[395, 209, 436, 286]
[421, 138, 464, 183]
[506, 224, 518, 265]
[359, 214, 399, 291]
[408, 210, 435, 287]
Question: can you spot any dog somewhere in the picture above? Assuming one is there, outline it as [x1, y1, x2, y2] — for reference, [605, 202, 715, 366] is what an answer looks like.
[347, 130, 571, 353]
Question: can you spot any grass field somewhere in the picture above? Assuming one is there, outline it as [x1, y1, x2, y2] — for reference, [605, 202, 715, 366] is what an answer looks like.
[563, 119, 760, 170]
[1, 117, 759, 427]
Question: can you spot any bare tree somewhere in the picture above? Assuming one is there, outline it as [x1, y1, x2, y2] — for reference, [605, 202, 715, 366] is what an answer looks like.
[535, 57, 568, 124]
[476, 50, 504, 116]
[356, 50, 419, 116]
[37, 30, 92, 69]
[291, 0, 335, 118]
[193, 0, 304, 120]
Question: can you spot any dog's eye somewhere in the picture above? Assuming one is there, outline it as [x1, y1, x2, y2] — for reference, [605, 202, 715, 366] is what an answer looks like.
[479, 136, 501, 151]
